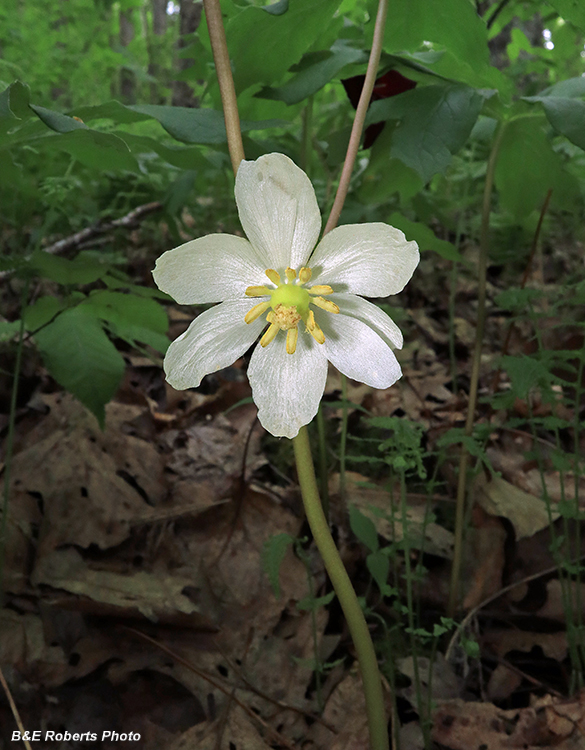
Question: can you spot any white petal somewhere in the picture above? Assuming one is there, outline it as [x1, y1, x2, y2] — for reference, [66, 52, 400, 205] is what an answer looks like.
[153, 234, 267, 304]
[309, 223, 419, 297]
[235, 153, 322, 273]
[319, 310, 402, 389]
[164, 299, 267, 389]
[330, 293, 403, 349]
[247, 330, 328, 439]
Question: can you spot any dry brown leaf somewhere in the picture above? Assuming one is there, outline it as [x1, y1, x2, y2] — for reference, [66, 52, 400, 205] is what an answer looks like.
[474, 473, 558, 539]
[432, 690, 585, 749]
[167, 705, 273, 750]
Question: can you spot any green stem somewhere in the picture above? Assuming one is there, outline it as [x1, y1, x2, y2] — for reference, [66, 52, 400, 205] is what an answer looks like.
[293, 426, 388, 750]
[203, 0, 245, 174]
[316, 405, 330, 521]
[339, 373, 348, 503]
[300, 95, 314, 177]
[323, 0, 388, 235]
[447, 122, 507, 618]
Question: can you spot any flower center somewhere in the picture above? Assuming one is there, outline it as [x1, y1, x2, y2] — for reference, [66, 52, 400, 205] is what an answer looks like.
[244, 266, 339, 354]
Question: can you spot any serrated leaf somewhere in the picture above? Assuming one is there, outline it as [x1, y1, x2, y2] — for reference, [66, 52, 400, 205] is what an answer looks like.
[261, 533, 295, 598]
[501, 355, 551, 399]
[34, 307, 125, 427]
[349, 505, 379, 553]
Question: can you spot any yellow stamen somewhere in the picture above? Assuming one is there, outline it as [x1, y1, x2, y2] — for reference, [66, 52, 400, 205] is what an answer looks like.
[311, 296, 340, 314]
[286, 327, 298, 354]
[246, 285, 271, 297]
[266, 311, 274, 323]
[265, 269, 281, 285]
[260, 322, 280, 347]
[299, 267, 312, 284]
[285, 267, 297, 282]
[305, 310, 325, 344]
[244, 300, 271, 324]
[309, 285, 334, 296]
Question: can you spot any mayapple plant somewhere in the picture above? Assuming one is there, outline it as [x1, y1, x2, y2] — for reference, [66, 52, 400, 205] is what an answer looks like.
[153, 152, 419, 438]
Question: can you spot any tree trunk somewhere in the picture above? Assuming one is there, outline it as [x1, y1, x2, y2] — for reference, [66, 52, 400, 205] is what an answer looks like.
[172, 0, 202, 108]
[119, 9, 136, 104]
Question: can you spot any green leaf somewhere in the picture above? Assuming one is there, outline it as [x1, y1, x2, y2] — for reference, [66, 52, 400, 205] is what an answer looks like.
[544, 0, 585, 32]
[23, 296, 66, 332]
[0, 320, 21, 342]
[226, 0, 342, 93]
[34, 307, 125, 427]
[501, 355, 551, 399]
[494, 117, 577, 218]
[367, 85, 484, 182]
[262, 533, 295, 598]
[380, 0, 490, 77]
[0, 80, 32, 121]
[366, 551, 390, 594]
[39, 128, 138, 172]
[388, 213, 461, 261]
[30, 251, 110, 285]
[524, 96, 585, 151]
[81, 290, 169, 353]
[30, 104, 87, 133]
[297, 591, 336, 611]
[539, 77, 585, 98]
[349, 505, 379, 553]
[257, 42, 366, 105]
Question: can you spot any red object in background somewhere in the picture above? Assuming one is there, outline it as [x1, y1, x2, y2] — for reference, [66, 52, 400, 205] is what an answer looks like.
[341, 69, 417, 148]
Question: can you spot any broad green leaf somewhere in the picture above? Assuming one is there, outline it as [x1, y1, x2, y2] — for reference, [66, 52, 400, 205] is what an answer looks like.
[226, 0, 342, 93]
[0, 80, 31, 120]
[257, 43, 366, 105]
[34, 307, 125, 427]
[380, 0, 490, 75]
[113, 132, 205, 170]
[367, 85, 484, 182]
[360, 125, 423, 202]
[539, 77, 585, 98]
[524, 96, 585, 151]
[0, 320, 21, 342]
[297, 591, 336, 611]
[494, 117, 577, 217]
[349, 505, 379, 553]
[81, 290, 169, 353]
[30, 105, 87, 133]
[39, 129, 138, 172]
[23, 296, 66, 332]
[30, 251, 109, 285]
[261, 533, 295, 598]
[366, 551, 390, 595]
[545, 0, 585, 32]
[388, 213, 461, 261]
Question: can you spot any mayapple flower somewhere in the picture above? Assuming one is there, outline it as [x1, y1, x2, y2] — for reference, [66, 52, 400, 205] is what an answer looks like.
[153, 153, 419, 439]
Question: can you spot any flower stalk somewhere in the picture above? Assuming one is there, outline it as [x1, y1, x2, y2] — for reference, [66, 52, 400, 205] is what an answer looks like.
[293, 426, 389, 750]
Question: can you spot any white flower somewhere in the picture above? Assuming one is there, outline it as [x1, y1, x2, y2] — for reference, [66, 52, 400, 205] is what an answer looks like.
[153, 153, 419, 439]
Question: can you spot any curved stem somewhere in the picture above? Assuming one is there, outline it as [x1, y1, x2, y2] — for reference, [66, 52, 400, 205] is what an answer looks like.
[447, 121, 507, 618]
[203, 0, 245, 174]
[293, 426, 389, 750]
[323, 0, 388, 235]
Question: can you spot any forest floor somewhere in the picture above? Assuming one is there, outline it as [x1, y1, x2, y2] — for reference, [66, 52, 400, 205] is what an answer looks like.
[1, 213, 585, 750]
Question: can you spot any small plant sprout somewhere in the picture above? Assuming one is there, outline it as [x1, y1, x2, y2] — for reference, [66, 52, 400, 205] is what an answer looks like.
[153, 153, 419, 438]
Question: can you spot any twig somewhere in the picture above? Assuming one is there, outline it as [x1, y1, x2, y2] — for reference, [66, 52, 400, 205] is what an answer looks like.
[0, 201, 162, 281]
[0, 664, 32, 750]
